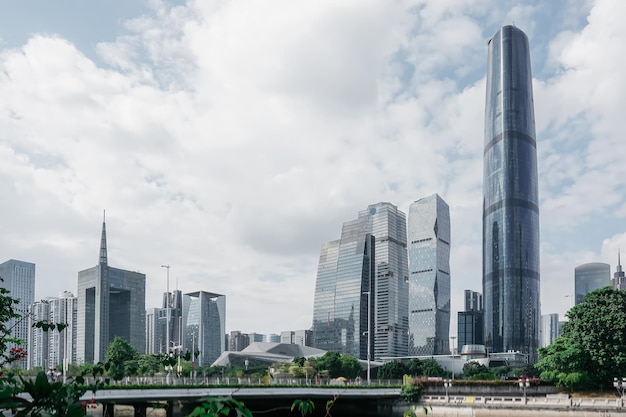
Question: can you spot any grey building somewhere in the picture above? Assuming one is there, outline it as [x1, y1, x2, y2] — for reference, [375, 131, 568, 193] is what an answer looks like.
[182, 291, 225, 366]
[360, 203, 409, 360]
[482, 25, 541, 359]
[575, 262, 610, 305]
[77, 217, 146, 363]
[613, 252, 626, 290]
[27, 300, 50, 370]
[541, 313, 559, 347]
[407, 194, 451, 355]
[0, 259, 35, 369]
[145, 307, 166, 354]
[230, 330, 250, 352]
[465, 290, 483, 312]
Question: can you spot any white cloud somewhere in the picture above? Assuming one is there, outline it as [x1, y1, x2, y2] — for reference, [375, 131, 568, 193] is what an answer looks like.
[0, 0, 624, 337]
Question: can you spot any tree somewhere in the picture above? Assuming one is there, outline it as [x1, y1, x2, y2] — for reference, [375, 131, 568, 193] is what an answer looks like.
[105, 336, 139, 380]
[420, 358, 446, 377]
[377, 361, 408, 379]
[339, 354, 362, 379]
[316, 351, 342, 378]
[462, 361, 489, 378]
[406, 358, 423, 376]
[137, 354, 161, 376]
[536, 287, 626, 389]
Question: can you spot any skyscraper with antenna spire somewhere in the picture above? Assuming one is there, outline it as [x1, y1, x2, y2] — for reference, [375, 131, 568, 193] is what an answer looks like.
[613, 250, 626, 290]
[77, 213, 146, 363]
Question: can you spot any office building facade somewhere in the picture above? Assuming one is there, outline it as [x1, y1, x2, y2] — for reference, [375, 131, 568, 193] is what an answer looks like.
[458, 289, 484, 350]
[541, 313, 559, 347]
[312, 219, 375, 360]
[77, 217, 146, 363]
[482, 25, 541, 358]
[575, 262, 610, 305]
[0, 259, 35, 369]
[182, 291, 225, 366]
[407, 194, 451, 355]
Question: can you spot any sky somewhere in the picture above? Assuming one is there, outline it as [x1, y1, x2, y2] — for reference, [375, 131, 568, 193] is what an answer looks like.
[1, 0, 625, 343]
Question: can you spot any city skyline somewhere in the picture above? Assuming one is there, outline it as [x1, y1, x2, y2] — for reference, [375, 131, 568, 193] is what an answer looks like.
[1, 1, 626, 336]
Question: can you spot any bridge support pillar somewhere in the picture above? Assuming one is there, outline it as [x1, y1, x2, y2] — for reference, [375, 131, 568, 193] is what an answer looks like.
[133, 403, 147, 417]
[103, 403, 115, 417]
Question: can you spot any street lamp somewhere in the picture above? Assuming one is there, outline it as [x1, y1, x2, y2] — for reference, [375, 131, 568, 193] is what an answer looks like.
[519, 376, 530, 404]
[443, 379, 452, 402]
[161, 265, 170, 383]
[614, 377, 626, 406]
[362, 290, 372, 385]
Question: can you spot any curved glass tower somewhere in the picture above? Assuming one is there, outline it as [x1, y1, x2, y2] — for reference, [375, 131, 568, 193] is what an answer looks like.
[575, 263, 610, 305]
[482, 26, 540, 358]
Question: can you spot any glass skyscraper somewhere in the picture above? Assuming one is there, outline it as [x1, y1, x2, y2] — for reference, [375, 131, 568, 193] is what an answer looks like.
[312, 219, 374, 360]
[77, 216, 146, 363]
[575, 262, 610, 305]
[182, 291, 225, 366]
[483, 25, 541, 358]
[0, 259, 35, 369]
[407, 194, 450, 355]
[312, 202, 408, 360]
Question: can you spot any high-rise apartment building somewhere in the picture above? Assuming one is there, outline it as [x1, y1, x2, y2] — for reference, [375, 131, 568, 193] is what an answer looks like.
[77, 216, 146, 363]
[145, 307, 165, 354]
[540, 313, 559, 347]
[230, 331, 250, 351]
[0, 259, 35, 369]
[613, 252, 626, 290]
[312, 202, 408, 360]
[482, 25, 541, 358]
[407, 194, 450, 355]
[575, 263, 610, 305]
[27, 300, 50, 370]
[182, 291, 225, 366]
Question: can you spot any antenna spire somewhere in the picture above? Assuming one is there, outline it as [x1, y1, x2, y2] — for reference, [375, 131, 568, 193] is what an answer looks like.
[99, 210, 108, 265]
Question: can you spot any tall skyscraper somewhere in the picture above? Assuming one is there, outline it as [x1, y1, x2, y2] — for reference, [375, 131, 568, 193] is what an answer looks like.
[182, 291, 225, 366]
[145, 307, 165, 354]
[483, 25, 541, 358]
[0, 259, 35, 369]
[575, 262, 610, 305]
[464, 290, 483, 312]
[613, 252, 626, 290]
[27, 300, 50, 370]
[77, 215, 146, 363]
[312, 222, 374, 359]
[407, 194, 451, 355]
[312, 202, 408, 360]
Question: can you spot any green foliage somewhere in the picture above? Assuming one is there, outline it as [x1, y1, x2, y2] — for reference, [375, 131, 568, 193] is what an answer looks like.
[317, 352, 342, 378]
[420, 359, 446, 377]
[291, 399, 315, 416]
[339, 354, 361, 379]
[137, 354, 162, 376]
[469, 372, 498, 381]
[536, 287, 626, 389]
[105, 336, 139, 381]
[188, 396, 253, 417]
[406, 359, 424, 377]
[400, 383, 421, 403]
[378, 361, 408, 379]
[462, 361, 489, 378]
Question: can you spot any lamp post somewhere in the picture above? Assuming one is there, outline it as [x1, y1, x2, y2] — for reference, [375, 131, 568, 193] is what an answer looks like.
[519, 376, 530, 404]
[362, 290, 372, 385]
[161, 264, 170, 383]
[614, 377, 626, 407]
[443, 379, 452, 403]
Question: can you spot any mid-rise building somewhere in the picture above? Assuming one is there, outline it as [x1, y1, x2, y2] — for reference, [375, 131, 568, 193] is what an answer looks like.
[458, 289, 484, 350]
[482, 25, 541, 359]
[182, 291, 225, 366]
[407, 194, 451, 355]
[293, 329, 312, 346]
[575, 262, 610, 305]
[0, 259, 35, 369]
[265, 334, 280, 343]
[541, 313, 559, 347]
[248, 333, 265, 343]
[77, 215, 146, 363]
[229, 331, 250, 352]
